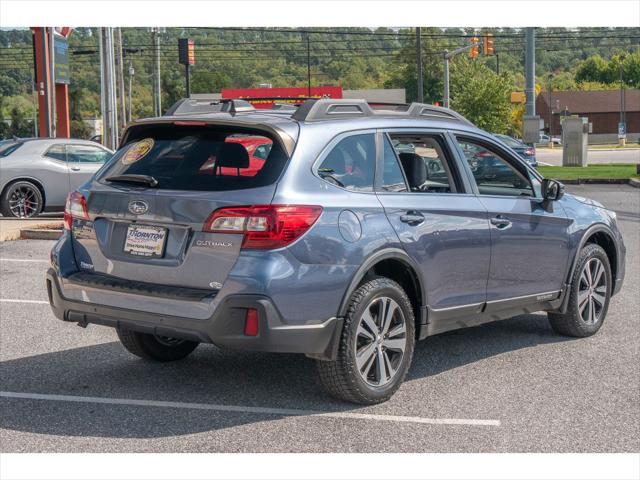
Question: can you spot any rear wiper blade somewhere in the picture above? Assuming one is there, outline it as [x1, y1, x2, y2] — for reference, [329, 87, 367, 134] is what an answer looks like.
[105, 174, 158, 187]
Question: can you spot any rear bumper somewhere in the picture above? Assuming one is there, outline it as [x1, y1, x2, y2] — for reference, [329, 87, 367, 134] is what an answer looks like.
[46, 268, 342, 360]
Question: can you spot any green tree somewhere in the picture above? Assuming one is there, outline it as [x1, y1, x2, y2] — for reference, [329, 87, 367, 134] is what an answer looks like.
[9, 106, 32, 137]
[449, 58, 514, 134]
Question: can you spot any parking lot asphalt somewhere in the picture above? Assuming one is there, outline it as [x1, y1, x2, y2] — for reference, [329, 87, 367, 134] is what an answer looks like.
[0, 185, 638, 453]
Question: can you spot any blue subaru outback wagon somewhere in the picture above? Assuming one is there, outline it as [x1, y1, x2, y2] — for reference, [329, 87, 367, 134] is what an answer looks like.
[47, 99, 626, 404]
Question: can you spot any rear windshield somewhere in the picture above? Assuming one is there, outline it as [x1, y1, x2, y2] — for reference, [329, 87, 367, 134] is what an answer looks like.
[97, 124, 284, 191]
[0, 141, 23, 157]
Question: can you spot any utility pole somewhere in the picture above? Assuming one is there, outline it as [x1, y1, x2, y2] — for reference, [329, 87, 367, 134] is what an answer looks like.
[416, 27, 424, 103]
[151, 28, 162, 116]
[525, 27, 535, 117]
[115, 28, 127, 129]
[306, 34, 311, 97]
[48, 27, 56, 137]
[99, 27, 118, 150]
[619, 55, 626, 145]
[443, 51, 449, 108]
[495, 53, 500, 75]
[128, 61, 134, 122]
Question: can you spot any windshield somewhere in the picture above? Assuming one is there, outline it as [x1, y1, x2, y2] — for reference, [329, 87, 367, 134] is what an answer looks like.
[98, 124, 284, 191]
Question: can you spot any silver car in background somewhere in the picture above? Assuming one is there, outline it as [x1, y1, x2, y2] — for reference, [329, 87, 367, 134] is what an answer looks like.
[0, 138, 113, 218]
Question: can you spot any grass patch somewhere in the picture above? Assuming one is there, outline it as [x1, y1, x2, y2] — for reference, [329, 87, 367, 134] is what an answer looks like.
[538, 164, 639, 180]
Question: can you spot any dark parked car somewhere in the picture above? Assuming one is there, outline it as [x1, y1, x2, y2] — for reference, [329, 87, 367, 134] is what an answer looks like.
[494, 133, 537, 167]
[47, 99, 626, 404]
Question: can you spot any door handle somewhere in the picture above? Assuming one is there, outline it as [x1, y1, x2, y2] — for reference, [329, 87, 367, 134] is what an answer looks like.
[400, 211, 425, 226]
[490, 215, 512, 229]
[70, 166, 80, 171]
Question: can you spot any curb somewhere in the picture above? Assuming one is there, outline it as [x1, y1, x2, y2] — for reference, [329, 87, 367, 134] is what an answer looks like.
[20, 228, 64, 240]
[557, 178, 634, 185]
[629, 178, 640, 189]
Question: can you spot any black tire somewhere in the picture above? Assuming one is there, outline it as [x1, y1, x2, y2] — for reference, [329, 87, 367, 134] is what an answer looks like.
[548, 243, 612, 337]
[117, 328, 199, 362]
[0, 181, 43, 218]
[316, 277, 415, 404]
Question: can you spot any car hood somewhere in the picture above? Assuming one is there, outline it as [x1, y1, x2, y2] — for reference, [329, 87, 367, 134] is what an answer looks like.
[564, 192, 605, 209]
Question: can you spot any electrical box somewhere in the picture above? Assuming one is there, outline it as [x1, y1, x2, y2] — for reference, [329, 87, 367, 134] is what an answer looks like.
[562, 117, 589, 167]
[522, 115, 542, 144]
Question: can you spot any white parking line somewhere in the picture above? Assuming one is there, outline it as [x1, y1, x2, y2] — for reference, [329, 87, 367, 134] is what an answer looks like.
[0, 258, 49, 263]
[0, 391, 501, 427]
[0, 299, 49, 304]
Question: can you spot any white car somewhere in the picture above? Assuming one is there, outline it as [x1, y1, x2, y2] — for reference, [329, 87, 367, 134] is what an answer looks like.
[537, 134, 562, 145]
[0, 138, 113, 218]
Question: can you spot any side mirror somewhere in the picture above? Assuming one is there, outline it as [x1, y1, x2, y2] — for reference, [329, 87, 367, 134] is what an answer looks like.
[542, 179, 565, 201]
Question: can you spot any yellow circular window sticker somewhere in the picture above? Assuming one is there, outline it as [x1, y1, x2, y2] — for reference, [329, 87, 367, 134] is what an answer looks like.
[122, 138, 154, 165]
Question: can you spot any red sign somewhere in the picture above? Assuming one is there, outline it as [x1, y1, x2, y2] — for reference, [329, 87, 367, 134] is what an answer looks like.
[221, 86, 342, 109]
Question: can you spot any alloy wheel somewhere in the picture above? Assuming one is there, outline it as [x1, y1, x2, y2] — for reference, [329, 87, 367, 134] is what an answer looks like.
[354, 296, 407, 387]
[8, 185, 39, 218]
[578, 258, 607, 324]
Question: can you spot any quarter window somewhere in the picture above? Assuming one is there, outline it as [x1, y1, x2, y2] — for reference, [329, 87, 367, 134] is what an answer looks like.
[67, 145, 111, 164]
[317, 133, 375, 192]
[45, 144, 66, 161]
[457, 139, 533, 197]
[381, 135, 407, 192]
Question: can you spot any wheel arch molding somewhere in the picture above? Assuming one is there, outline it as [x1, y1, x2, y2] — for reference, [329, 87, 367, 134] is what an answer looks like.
[565, 223, 620, 294]
[337, 248, 427, 329]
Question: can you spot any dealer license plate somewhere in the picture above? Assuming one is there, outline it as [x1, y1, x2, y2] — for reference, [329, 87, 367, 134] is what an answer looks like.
[123, 225, 167, 258]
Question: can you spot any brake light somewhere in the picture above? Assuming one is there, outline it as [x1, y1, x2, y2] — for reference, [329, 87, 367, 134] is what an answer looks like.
[64, 191, 89, 230]
[203, 205, 322, 249]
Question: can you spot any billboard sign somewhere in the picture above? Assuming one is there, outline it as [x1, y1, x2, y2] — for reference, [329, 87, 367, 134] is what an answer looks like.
[178, 38, 195, 65]
[221, 86, 342, 109]
[54, 36, 70, 84]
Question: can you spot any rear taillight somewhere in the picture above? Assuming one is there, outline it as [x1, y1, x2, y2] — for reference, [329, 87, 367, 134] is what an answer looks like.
[525, 147, 536, 156]
[64, 191, 89, 230]
[203, 204, 322, 249]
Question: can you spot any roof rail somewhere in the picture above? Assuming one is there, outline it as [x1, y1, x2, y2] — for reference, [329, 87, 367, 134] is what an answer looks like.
[291, 98, 474, 125]
[164, 98, 255, 117]
[292, 99, 375, 122]
[405, 103, 473, 125]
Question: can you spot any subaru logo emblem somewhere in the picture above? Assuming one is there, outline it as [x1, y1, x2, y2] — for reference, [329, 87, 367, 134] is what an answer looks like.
[128, 200, 149, 215]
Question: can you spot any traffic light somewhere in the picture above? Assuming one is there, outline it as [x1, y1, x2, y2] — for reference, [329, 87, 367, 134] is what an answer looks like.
[469, 37, 479, 59]
[484, 33, 494, 56]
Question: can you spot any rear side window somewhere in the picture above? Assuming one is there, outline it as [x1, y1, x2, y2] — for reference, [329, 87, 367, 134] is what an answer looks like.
[68, 145, 111, 164]
[98, 125, 283, 191]
[317, 133, 375, 192]
[45, 144, 66, 161]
